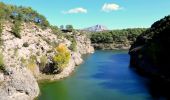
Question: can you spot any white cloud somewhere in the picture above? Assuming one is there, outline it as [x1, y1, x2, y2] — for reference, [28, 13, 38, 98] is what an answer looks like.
[102, 3, 122, 12]
[63, 7, 87, 14]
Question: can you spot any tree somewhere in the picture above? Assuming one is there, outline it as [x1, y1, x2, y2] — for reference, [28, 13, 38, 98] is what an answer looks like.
[0, 20, 3, 46]
[90, 28, 147, 44]
[66, 25, 73, 32]
[60, 25, 64, 30]
[0, 20, 2, 34]
[12, 20, 21, 38]
[53, 43, 71, 72]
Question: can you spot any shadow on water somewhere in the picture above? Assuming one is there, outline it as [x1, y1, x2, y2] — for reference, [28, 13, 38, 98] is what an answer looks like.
[146, 79, 170, 100]
[91, 53, 150, 94]
[91, 53, 170, 100]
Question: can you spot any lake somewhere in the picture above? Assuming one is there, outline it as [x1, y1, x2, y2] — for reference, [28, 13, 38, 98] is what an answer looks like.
[38, 50, 155, 100]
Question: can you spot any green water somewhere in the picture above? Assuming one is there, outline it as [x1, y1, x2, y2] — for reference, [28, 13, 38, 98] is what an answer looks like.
[38, 50, 152, 100]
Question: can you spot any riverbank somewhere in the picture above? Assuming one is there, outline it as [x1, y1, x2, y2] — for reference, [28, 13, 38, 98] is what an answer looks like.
[37, 50, 154, 100]
[0, 20, 94, 100]
[92, 43, 130, 50]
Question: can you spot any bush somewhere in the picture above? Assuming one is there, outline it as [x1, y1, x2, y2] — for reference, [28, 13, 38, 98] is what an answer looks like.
[12, 20, 21, 38]
[39, 55, 47, 70]
[69, 39, 77, 52]
[0, 52, 4, 71]
[0, 2, 50, 29]
[66, 25, 74, 32]
[0, 20, 3, 46]
[0, 20, 2, 34]
[53, 44, 71, 71]
[27, 55, 37, 72]
[65, 35, 77, 51]
[23, 42, 29, 47]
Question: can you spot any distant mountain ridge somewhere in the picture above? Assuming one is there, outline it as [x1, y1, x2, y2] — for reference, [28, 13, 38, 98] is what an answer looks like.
[83, 25, 108, 32]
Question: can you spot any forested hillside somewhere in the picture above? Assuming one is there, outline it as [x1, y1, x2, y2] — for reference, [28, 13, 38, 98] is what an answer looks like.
[0, 2, 49, 28]
[90, 28, 147, 49]
[129, 15, 170, 80]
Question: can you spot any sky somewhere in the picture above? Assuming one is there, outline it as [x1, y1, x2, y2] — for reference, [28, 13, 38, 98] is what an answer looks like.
[0, 0, 170, 29]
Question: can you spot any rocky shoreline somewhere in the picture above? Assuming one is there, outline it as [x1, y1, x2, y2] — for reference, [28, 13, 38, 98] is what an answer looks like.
[37, 51, 94, 81]
[0, 22, 94, 100]
[92, 43, 130, 50]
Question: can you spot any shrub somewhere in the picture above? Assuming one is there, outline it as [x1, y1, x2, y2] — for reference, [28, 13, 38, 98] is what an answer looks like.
[66, 25, 74, 32]
[39, 55, 47, 70]
[23, 42, 29, 47]
[14, 48, 18, 57]
[0, 52, 4, 71]
[69, 39, 77, 52]
[12, 20, 21, 38]
[21, 57, 26, 64]
[53, 44, 71, 71]
[27, 55, 37, 72]
[0, 20, 3, 46]
[0, 20, 2, 34]
[65, 35, 77, 51]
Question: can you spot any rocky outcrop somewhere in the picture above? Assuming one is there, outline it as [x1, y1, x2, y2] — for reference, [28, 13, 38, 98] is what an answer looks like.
[0, 67, 39, 100]
[0, 21, 94, 99]
[76, 34, 94, 54]
[129, 15, 170, 81]
[37, 34, 94, 80]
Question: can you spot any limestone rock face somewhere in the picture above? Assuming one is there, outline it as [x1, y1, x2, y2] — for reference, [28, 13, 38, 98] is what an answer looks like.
[76, 35, 94, 54]
[71, 52, 83, 66]
[0, 22, 94, 100]
[0, 67, 39, 100]
[0, 22, 60, 100]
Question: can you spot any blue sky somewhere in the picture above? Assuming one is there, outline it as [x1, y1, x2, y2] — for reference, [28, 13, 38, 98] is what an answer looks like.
[0, 0, 170, 29]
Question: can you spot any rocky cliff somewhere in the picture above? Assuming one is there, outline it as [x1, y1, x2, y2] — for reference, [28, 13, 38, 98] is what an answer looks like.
[129, 15, 170, 81]
[0, 21, 94, 100]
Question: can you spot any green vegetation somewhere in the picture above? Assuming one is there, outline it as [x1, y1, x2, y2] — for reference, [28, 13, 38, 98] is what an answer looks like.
[21, 57, 26, 64]
[65, 35, 77, 51]
[53, 44, 71, 72]
[12, 20, 21, 38]
[14, 48, 18, 57]
[0, 52, 4, 71]
[129, 15, 170, 79]
[90, 28, 147, 44]
[0, 20, 3, 46]
[50, 25, 63, 38]
[69, 39, 77, 52]
[0, 2, 50, 29]
[66, 25, 74, 32]
[0, 20, 2, 34]
[23, 42, 29, 47]
[39, 55, 48, 70]
[27, 55, 37, 72]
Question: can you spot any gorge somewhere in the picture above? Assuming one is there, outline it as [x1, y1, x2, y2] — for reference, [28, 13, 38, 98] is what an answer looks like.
[0, 1, 170, 100]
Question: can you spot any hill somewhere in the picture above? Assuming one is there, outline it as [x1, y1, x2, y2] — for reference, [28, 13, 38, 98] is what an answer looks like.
[0, 2, 94, 100]
[83, 24, 108, 32]
[90, 28, 147, 50]
[129, 15, 170, 81]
